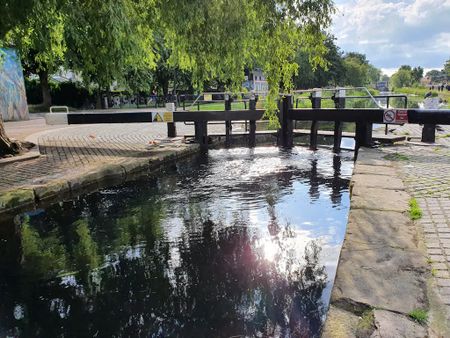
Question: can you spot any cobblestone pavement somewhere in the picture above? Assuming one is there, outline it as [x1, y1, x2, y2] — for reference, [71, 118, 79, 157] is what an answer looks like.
[382, 127, 450, 312]
[391, 123, 450, 146]
[1, 120, 227, 192]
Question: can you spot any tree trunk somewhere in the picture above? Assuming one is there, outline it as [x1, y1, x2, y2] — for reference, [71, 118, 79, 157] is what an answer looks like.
[162, 79, 169, 97]
[38, 69, 52, 109]
[96, 90, 102, 109]
[0, 117, 21, 157]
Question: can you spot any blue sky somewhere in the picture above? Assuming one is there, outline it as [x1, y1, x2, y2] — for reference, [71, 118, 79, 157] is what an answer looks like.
[330, 0, 450, 75]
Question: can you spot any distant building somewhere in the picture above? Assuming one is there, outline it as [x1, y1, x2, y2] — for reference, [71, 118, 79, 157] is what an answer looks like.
[375, 81, 389, 91]
[420, 76, 432, 86]
[243, 68, 268, 93]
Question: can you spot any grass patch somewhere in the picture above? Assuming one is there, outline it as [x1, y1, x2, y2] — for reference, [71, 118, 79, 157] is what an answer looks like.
[384, 153, 410, 161]
[408, 309, 428, 325]
[356, 310, 375, 337]
[409, 198, 423, 220]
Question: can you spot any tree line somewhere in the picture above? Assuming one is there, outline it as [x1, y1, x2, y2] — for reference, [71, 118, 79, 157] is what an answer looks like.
[1, 0, 336, 155]
[389, 59, 450, 89]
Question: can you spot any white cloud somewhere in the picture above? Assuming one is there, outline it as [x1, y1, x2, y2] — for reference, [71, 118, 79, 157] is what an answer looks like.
[331, 0, 450, 70]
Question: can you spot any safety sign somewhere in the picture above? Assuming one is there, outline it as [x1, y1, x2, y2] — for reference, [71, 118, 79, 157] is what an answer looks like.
[152, 111, 173, 123]
[383, 109, 408, 124]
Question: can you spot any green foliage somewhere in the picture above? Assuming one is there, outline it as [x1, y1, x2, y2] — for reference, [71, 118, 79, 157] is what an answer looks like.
[341, 52, 380, 86]
[160, 0, 335, 123]
[65, 0, 157, 91]
[294, 35, 345, 89]
[409, 198, 422, 220]
[72, 219, 100, 270]
[5, 1, 67, 75]
[0, 0, 36, 38]
[20, 217, 67, 278]
[383, 153, 409, 161]
[2, 0, 337, 124]
[425, 69, 447, 83]
[445, 59, 450, 78]
[391, 69, 413, 88]
[408, 309, 428, 325]
[25, 78, 95, 107]
[411, 66, 424, 83]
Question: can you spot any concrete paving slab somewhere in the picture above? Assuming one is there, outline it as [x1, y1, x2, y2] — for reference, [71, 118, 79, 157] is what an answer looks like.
[332, 247, 427, 314]
[356, 148, 395, 167]
[351, 174, 405, 190]
[350, 186, 410, 212]
[352, 164, 398, 176]
[344, 209, 418, 250]
[371, 310, 426, 338]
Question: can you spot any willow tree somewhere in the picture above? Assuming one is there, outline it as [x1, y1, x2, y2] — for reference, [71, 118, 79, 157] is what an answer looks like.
[1, 0, 335, 156]
[159, 0, 334, 122]
[0, 0, 157, 155]
[64, 0, 157, 107]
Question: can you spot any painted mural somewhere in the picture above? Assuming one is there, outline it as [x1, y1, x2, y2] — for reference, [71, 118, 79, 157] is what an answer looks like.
[0, 48, 29, 121]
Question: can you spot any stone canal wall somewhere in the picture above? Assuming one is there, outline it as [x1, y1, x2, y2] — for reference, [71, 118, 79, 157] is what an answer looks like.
[322, 147, 449, 337]
[0, 143, 199, 218]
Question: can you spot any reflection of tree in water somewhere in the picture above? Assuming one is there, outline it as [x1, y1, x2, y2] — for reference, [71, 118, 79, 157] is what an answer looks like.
[0, 149, 345, 337]
[1, 217, 327, 337]
[175, 220, 327, 338]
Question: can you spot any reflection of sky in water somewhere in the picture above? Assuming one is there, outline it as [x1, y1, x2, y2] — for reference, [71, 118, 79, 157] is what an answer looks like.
[159, 146, 352, 303]
[2, 146, 353, 337]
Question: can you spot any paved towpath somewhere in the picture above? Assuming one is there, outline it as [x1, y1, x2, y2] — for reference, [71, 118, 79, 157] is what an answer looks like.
[385, 124, 450, 316]
[1, 117, 227, 193]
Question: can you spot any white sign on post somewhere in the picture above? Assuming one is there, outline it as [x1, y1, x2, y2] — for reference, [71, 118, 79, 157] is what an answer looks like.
[423, 97, 440, 109]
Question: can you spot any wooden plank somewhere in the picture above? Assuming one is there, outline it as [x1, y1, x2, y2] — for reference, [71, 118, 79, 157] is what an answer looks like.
[174, 110, 265, 122]
[288, 108, 384, 123]
[184, 129, 405, 143]
[289, 108, 450, 125]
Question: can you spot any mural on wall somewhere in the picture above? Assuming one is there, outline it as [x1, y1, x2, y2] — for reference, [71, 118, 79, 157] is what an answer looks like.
[0, 48, 29, 121]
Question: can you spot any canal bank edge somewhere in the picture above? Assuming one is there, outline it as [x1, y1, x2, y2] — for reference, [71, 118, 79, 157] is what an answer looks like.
[0, 143, 200, 218]
[322, 147, 450, 338]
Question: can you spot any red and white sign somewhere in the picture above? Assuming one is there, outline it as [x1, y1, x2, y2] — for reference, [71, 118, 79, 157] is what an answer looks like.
[383, 109, 408, 124]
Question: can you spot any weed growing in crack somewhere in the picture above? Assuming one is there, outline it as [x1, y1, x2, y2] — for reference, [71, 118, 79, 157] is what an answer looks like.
[409, 198, 422, 220]
[356, 310, 375, 337]
[408, 309, 428, 325]
[384, 153, 410, 161]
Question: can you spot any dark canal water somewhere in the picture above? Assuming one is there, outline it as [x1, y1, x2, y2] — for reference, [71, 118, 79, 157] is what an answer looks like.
[0, 147, 353, 337]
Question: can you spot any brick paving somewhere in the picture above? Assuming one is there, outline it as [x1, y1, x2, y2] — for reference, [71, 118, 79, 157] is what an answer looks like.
[383, 124, 450, 312]
[391, 123, 450, 146]
[1, 119, 226, 192]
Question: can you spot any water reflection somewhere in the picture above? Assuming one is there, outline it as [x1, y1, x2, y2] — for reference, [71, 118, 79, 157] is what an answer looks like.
[0, 147, 352, 337]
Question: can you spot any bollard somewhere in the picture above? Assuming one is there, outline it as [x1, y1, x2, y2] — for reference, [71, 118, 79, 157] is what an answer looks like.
[249, 96, 256, 147]
[355, 121, 373, 148]
[194, 121, 208, 148]
[333, 89, 345, 153]
[309, 90, 321, 150]
[278, 95, 293, 148]
[225, 94, 232, 147]
[165, 102, 177, 138]
[422, 124, 436, 143]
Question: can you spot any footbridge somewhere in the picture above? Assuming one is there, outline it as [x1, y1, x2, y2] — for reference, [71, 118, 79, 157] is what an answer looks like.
[47, 89, 450, 152]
